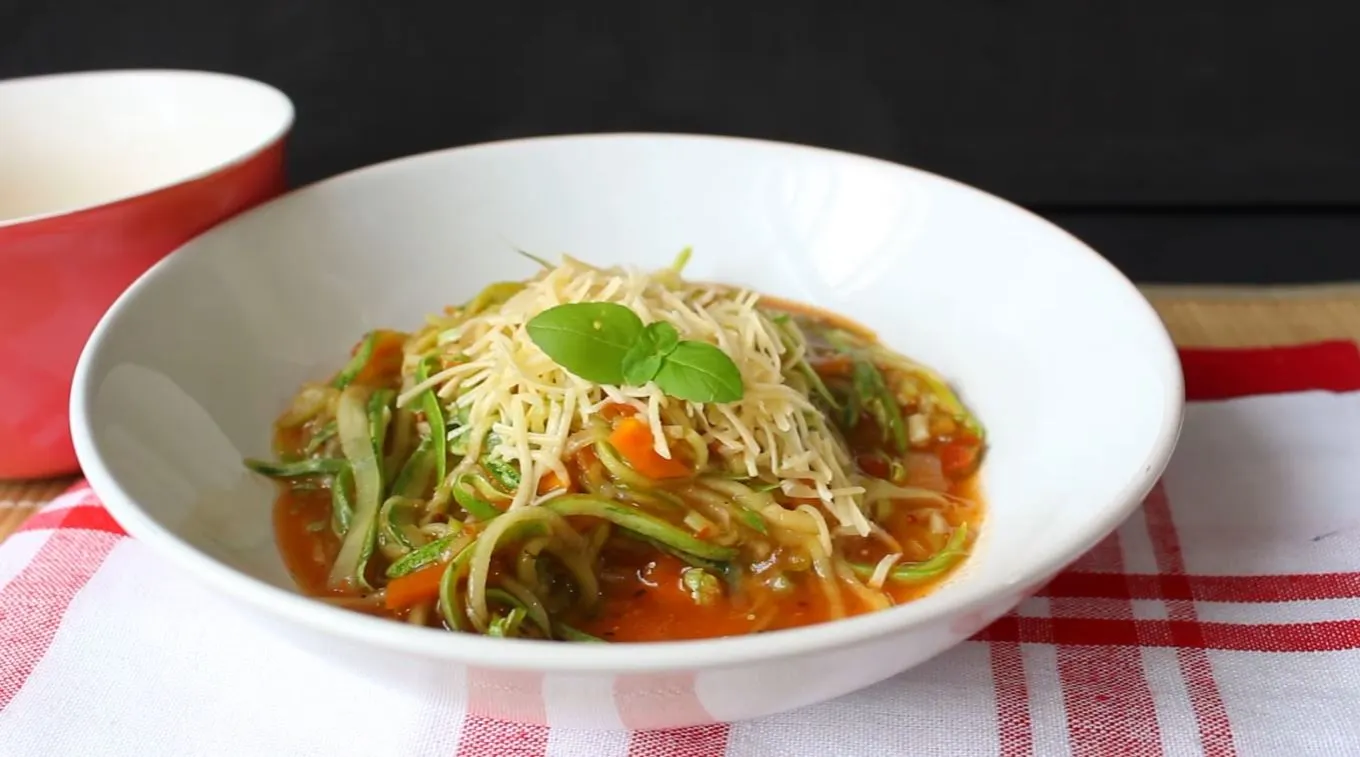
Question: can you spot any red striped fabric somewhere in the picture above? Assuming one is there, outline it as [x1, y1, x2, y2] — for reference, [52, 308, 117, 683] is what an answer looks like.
[1053, 522, 1163, 756]
[1040, 571, 1360, 603]
[989, 642, 1034, 757]
[1178, 340, 1360, 400]
[980, 340, 1360, 757]
[15, 503, 125, 536]
[618, 672, 731, 754]
[457, 669, 551, 756]
[0, 486, 119, 711]
[1143, 484, 1235, 755]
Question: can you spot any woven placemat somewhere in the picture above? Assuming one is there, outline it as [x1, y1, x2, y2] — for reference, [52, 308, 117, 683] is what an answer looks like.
[1143, 284, 1360, 347]
[0, 477, 77, 541]
[3, 284, 1358, 543]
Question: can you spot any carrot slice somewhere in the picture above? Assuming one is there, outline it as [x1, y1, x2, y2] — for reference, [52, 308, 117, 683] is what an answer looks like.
[608, 417, 690, 479]
[599, 401, 637, 420]
[938, 442, 980, 479]
[809, 354, 854, 378]
[384, 561, 445, 610]
[355, 330, 407, 386]
[537, 469, 573, 495]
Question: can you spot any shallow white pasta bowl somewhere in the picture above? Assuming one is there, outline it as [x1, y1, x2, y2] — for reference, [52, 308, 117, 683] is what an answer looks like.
[70, 134, 1183, 729]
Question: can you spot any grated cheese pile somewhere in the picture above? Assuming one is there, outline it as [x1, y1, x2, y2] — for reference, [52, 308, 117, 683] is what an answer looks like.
[398, 256, 869, 534]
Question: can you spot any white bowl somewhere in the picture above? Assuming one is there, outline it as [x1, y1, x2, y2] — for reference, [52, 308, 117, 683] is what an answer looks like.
[71, 134, 1183, 729]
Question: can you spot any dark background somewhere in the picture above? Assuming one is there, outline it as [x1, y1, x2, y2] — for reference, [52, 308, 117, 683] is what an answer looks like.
[3, 1, 1358, 283]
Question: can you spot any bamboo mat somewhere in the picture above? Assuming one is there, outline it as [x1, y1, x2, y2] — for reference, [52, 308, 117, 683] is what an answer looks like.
[4, 284, 1360, 543]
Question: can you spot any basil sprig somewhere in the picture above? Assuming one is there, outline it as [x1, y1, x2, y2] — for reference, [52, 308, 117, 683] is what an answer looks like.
[526, 302, 744, 403]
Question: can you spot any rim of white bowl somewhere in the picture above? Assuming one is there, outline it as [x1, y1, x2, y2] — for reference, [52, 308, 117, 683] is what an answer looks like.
[0, 68, 294, 228]
[71, 132, 1185, 673]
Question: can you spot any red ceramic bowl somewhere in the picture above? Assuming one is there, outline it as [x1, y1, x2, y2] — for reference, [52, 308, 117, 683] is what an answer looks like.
[0, 70, 293, 478]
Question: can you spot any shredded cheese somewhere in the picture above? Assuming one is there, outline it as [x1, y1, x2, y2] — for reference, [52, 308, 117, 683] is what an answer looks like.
[867, 553, 903, 589]
[402, 256, 868, 532]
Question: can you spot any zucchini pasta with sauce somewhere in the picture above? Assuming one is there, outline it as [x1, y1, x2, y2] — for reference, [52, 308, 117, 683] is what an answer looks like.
[246, 251, 985, 642]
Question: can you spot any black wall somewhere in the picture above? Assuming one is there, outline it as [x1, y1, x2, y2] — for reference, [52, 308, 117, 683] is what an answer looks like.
[4, 1, 1358, 282]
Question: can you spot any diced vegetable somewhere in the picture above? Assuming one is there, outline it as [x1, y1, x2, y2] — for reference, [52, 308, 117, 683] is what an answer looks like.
[357, 331, 407, 386]
[906, 413, 930, 447]
[384, 562, 446, 611]
[809, 354, 854, 378]
[536, 469, 571, 495]
[681, 567, 722, 605]
[902, 452, 947, 491]
[334, 330, 408, 390]
[938, 442, 982, 479]
[608, 417, 690, 479]
[598, 402, 636, 420]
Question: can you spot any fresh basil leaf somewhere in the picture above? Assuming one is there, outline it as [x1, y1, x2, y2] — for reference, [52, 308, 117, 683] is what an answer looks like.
[620, 321, 681, 386]
[526, 302, 644, 384]
[622, 351, 665, 386]
[653, 341, 744, 403]
[647, 321, 680, 355]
